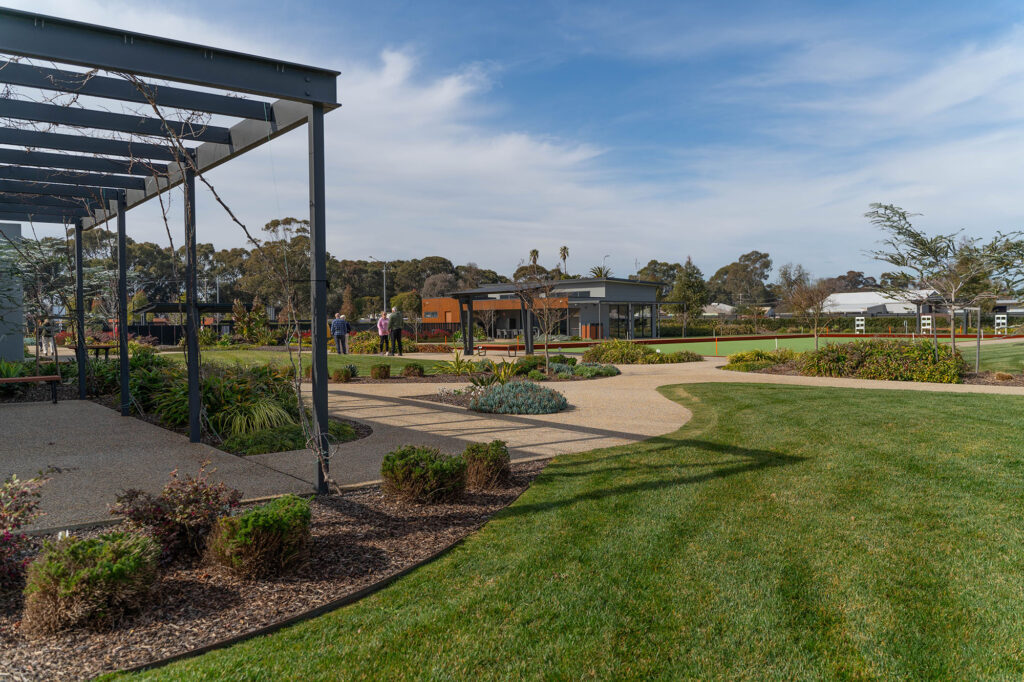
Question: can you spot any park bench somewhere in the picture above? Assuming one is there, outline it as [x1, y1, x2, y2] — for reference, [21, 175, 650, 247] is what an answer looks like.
[85, 344, 117, 360]
[0, 375, 62, 404]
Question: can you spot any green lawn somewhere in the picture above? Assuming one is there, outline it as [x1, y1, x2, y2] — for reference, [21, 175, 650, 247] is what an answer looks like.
[129, 383, 1024, 680]
[161, 349, 443, 375]
[958, 340, 1024, 373]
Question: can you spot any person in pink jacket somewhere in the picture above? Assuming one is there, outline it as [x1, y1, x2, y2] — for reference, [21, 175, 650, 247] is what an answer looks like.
[376, 312, 390, 355]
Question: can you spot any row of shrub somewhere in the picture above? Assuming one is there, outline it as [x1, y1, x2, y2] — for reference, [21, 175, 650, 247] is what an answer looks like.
[381, 440, 511, 503]
[4, 465, 313, 636]
[348, 330, 418, 354]
[581, 339, 703, 365]
[722, 340, 967, 384]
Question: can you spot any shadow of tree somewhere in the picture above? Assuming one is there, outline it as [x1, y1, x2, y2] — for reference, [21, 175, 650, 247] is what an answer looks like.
[499, 439, 805, 519]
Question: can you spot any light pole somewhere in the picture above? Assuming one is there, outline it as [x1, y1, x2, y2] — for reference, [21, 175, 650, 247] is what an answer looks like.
[369, 256, 388, 313]
[602, 254, 610, 276]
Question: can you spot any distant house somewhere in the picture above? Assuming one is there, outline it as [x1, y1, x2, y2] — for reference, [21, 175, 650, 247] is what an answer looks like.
[702, 302, 736, 317]
[422, 277, 664, 339]
[823, 290, 938, 316]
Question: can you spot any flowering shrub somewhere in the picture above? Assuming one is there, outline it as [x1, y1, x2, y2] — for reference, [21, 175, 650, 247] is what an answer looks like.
[0, 472, 50, 588]
[349, 330, 417, 354]
[416, 343, 452, 353]
[110, 462, 241, 560]
[470, 381, 568, 415]
[799, 340, 966, 384]
[722, 348, 798, 373]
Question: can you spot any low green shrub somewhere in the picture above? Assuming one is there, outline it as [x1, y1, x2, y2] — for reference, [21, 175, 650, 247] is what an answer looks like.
[470, 381, 568, 415]
[722, 348, 798, 373]
[381, 446, 467, 503]
[581, 340, 703, 365]
[799, 340, 966, 383]
[549, 362, 574, 375]
[350, 330, 417, 354]
[547, 354, 577, 367]
[514, 355, 545, 374]
[331, 367, 353, 382]
[21, 532, 159, 635]
[1, 472, 50, 588]
[527, 369, 546, 381]
[572, 362, 620, 378]
[222, 420, 355, 456]
[463, 440, 511, 489]
[370, 364, 391, 380]
[402, 363, 425, 377]
[207, 495, 311, 578]
[556, 371, 573, 380]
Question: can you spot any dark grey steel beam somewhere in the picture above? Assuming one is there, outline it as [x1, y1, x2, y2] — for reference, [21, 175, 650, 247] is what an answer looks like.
[184, 169, 200, 443]
[0, 8, 339, 105]
[0, 60, 275, 120]
[309, 103, 329, 494]
[0, 148, 168, 175]
[0, 166, 145, 190]
[116, 190, 129, 416]
[83, 99, 315, 230]
[0, 193, 100, 209]
[0, 201, 89, 217]
[465, 298, 474, 355]
[0, 210, 74, 223]
[0, 98, 232, 143]
[0, 178, 119, 199]
[0, 128, 184, 161]
[74, 222, 86, 399]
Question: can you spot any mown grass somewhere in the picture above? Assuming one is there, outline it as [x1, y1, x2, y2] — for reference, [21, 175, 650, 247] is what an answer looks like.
[162, 349, 442, 376]
[126, 383, 1024, 680]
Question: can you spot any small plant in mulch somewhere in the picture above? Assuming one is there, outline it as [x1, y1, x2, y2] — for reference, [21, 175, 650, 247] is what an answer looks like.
[527, 369, 546, 381]
[0, 471, 50, 589]
[401, 362, 426, 378]
[332, 367, 353, 383]
[109, 462, 241, 561]
[470, 381, 568, 415]
[995, 371, 1014, 381]
[370, 364, 391, 380]
[381, 446, 466, 503]
[206, 495, 311, 579]
[21, 532, 159, 636]
[463, 440, 511, 490]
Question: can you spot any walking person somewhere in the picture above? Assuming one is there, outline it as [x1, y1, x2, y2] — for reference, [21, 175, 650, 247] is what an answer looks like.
[388, 306, 404, 356]
[330, 313, 351, 354]
[40, 316, 55, 357]
[376, 311, 390, 355]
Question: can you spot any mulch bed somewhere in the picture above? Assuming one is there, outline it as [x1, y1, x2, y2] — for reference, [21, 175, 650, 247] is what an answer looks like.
[416, 391, 476, 409]
[0, 459, 547, 681]
[0, 384, 78, 403]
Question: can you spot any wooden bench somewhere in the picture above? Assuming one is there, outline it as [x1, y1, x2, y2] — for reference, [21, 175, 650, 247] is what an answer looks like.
[0, 375, 62, 404]
[85, 344, 117, 360]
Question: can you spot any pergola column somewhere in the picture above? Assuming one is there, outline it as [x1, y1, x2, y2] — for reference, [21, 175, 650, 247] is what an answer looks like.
[465, 298, 474, 356]
[309, 103, 330, 495]
[628, 303, 635, 340]
[74, 222, 86, 400]
[184, 168, 201, 443]
[116, 191, 129, 415]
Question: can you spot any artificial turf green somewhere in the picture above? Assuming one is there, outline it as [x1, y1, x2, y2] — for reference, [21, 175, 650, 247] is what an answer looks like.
[163, 349, 442, 376]
[124, 382, 1024, 680]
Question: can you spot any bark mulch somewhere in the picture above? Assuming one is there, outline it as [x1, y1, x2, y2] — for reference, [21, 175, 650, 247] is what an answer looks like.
[0, 459, 547, 681]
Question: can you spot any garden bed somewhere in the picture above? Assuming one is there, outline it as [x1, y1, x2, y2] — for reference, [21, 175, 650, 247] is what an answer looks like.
[0, 459, 546, 681]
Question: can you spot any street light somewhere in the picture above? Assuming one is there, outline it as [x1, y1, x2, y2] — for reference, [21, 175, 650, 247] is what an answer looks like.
[368, 256, 388, 312]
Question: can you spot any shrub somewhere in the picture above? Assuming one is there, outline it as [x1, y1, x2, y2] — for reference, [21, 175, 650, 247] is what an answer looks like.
[0, 472, 50, 589]
[402, 363, 426, 377]
[556, 371, 573, 380]
[464, 440, 511, 489]
[470, 381, 568, 415]
[349, 330, 417, 354]
[206, 495, 311, 579]
[223, 420, 355, 456]
[110, 463, 242, 560]
[573, 362, 620, 378]
[995, 371, 1014, 381]
[331, 367, 353, 383]
[370, 364, 391, 380]
[527, 369, 546, 381]
[799, 340, 966, 384]
[437, 350, 475, 376]
[548, 354, 577, 367]
[381, 446, 466, 503]
[581, 340, 703, 365]
[722, 348, 798, 373]
[21, 532, 159, 635]
[549, 362, 574, 375]
[514, 355, 545, 374]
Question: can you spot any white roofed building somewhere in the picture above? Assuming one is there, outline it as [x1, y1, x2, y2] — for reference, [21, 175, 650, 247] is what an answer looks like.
[823, 290, 938, 316]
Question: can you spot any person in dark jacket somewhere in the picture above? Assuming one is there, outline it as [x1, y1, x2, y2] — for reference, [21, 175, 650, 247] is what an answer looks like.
[330, 313, 351, 354]
[387, 307, 404, 356]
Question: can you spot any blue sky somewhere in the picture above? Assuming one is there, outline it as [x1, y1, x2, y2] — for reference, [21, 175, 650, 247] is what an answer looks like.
[12, 0, 1024, 281]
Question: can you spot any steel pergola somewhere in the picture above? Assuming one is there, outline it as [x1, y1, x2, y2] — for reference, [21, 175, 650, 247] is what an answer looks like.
[0, 8, 339, 493]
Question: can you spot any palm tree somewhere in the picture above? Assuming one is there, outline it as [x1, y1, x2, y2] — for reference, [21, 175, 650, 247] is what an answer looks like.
[589, 264, 613, 278]
[559, 245, 569, 278]
[528, 248, 540, 276]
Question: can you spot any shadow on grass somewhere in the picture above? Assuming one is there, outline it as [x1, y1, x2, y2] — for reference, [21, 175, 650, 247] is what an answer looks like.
[500, 438, 805, 519]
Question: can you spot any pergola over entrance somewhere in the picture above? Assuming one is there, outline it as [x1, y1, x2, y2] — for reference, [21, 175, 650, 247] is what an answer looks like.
[0, 9, 339, 493]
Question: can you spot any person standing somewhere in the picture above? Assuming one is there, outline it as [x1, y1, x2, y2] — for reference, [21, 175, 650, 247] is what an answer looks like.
[376, 311, 390, 355]
[330, 313, 351, 354]
[40, 317, 55, 357]
[388, 306, 404, 356]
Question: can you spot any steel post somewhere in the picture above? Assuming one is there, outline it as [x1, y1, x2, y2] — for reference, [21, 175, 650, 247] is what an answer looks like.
[309, 104, 330, 495]
[465, 298, 474, 356]
[74, 222, 86, 400]
[116, 191, 129, 415]
[184, 169, 201, 442]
